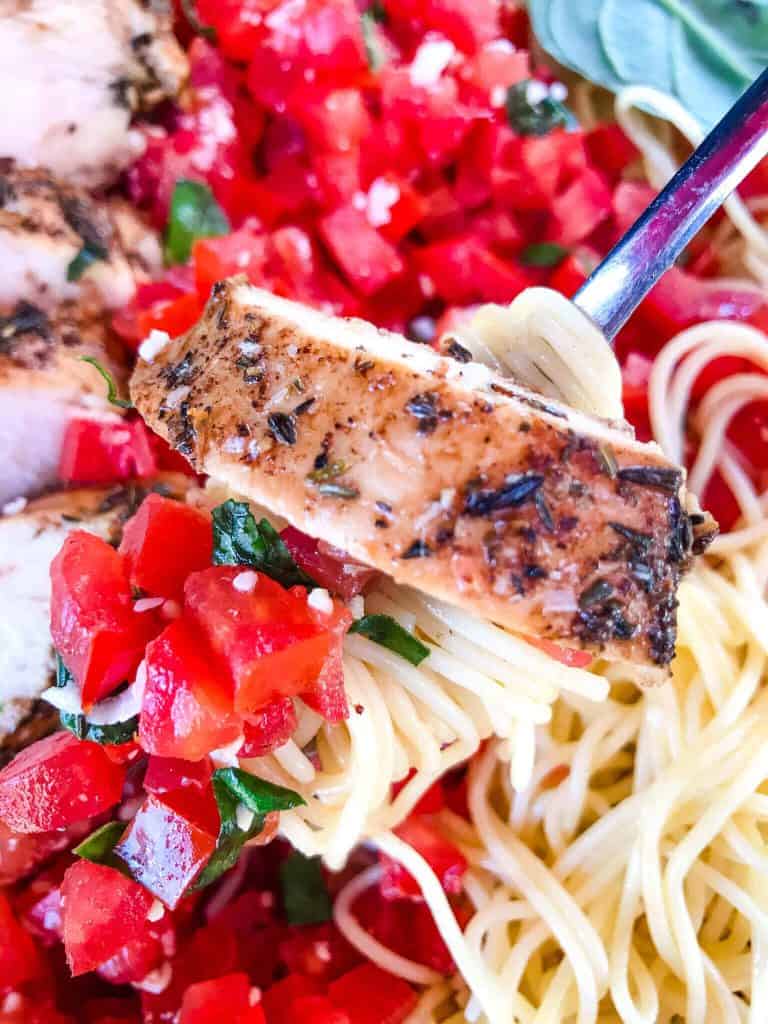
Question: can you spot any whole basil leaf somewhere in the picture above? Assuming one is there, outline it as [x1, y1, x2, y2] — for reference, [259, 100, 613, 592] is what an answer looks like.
[164, 180, 229, 266]
[529, 0, 768, 130]
[211, 499, 315, 588]
[214, 767, 305, 814]
[279, 851, 332, 926]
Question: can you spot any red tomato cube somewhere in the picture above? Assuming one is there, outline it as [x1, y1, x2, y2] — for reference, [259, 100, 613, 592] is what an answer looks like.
[0, 733, 126, 833]
[319, 204, 405, 296]
[61, 860, 154, 976]
[280, 528, 378, 600]
[50, 531, 160, 708]
[240, 698, 298, 758]
[58, 417, 158, 486]
[181, 972, 264, 1024]
[379, 818, 466, 901]
[114, 793, 218, 909]
[139, 618, 242, 761]
[328, 965, 417, 1024]
[261, 974, 323, 1024]
[144, 755, 214, 795]
[291, 996, 350, 1024]
[184, 568, 342, 714]
[415, 236, 532, 304]
[549, 167, 612, 246]
[119, 494, 213, 600]
[192, 224, 269, 302]
[0, 891, 41, 988]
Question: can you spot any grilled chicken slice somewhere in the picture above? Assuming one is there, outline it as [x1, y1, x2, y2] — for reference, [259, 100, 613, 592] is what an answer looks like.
[0, 301, 129, 504]
[0, 165, 161, 311]
[0, 0, 188, 188]
[132, 281, 715, 669]
[0, 477, 191, 757]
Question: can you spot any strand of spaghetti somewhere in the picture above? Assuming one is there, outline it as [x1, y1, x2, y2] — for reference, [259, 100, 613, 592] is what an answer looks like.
[373, 831, 512, 1024]
[333, 865, 444, 986]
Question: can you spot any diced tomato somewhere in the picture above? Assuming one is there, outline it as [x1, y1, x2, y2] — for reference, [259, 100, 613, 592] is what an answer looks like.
[386, 0, 498, 53]
[319, 204, 405, 296]
[195, 0, 270, 61]
[415, 235, 532, 304]
[180, 972, 264, 1024]
[0, 891, 42, 988]
[549, 167, 612, 246]
[241, 698, 298, 757]
[184, 567, 351, 715]
[119, 494, 213, 601]
[549, 253, 588, 297]
[299, 601, 352, 724]
[638, 268, 768, 346]
[278, 923, 360, 983]
[0, 819, 78, 885]
[193, 222, 270, 301]
[369, 175, 428, 244]
[290, 996, 349, 1024]
[0, 733, 126, 833]
[354, 887, 456, 975]
[392, 772, 445, 815]
[379, 818, 466, 901]
[524, 636, 593, 668]
[280, 528, 378, 599]
[139, 618, 242, 761]
[58, 417, 158, 486]
[491, 132, 563, 211]
[621, 352, 653, 440]
[328, 965, 417, 1024]
[15, 858, 67, 946]
[727, 398, 768, 474]
[612, 181, 656, 237]
[61, 860, 154, 976]
[137, 291, 204, 341]
[459, 40, 530, 101]
[701, 468, 740, 533]
[144, 755, 214, 795]
[261, 974, 323, 1024]
[585, 124, 639, 180]
[114, 792, 218, 909]
[50, 532, 159, 707]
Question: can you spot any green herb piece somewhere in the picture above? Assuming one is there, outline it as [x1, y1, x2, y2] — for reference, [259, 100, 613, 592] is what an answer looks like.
[315, 483, 360, 500]
[180, 0, 217, 42]
[74, 821, 129, 875]
[528, 0, 768, 130]
[307, 460, 348, 484]
[505, 80, 576, 136]
[349, 614, 430, 666]
[214, 767, 305, 814]
[279, 851, 332, 926]
[520, 242, 569, 268]
[55, 652, 74, 689]
[164, 180, 229, 266]
[211, 499, 315, 588]
[362, 9, 387, 71]
[193, 776, 266, 890]
[80, 356, 133, 409]
[60, 712, 139, 746]
[67, 242, 108, 282]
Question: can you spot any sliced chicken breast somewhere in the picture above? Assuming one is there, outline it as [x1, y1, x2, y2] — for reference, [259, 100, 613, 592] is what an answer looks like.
[0, 301, 129, 504]
[0, 166, 161, 311]
[0, 0, 188, 188]
[0, 476, 190, 754]
[132, 280, 715, 669]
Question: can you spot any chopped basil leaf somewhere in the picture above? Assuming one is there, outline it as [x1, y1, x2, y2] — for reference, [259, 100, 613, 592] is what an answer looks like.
[349, 614, 430, 666]
[80, 356, 133, 409]
[164, 179, 229, 266]
[362, 10, 387, 71]
[66, 242, 108, 282]
[193, 776, 266, 890]
[180, 0, 217, 41]
[520, 242, 569, 268]
[214, 767, 305, 814]
[55, 652, 74, 689]
[74, 821, 131, 876]
[60, 712, 139, 746]
[506, 80, 576, 136]
[212, 499, 315, 589]
[279, 851, 332, 926]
